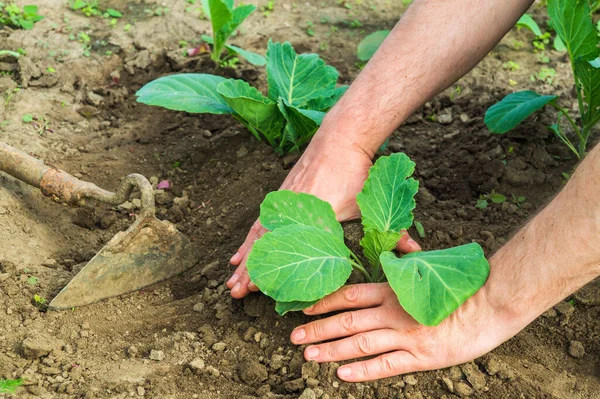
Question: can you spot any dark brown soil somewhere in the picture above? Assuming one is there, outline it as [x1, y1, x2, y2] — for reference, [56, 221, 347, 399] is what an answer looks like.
[1, 1, 599, 399]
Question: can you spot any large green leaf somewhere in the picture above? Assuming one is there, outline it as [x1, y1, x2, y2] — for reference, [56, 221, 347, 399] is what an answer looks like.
[277, 99, 325, 150]
[206, 0, 232, 33]
[575, 58, 600, 120]
[217, 79, 284, 147]
[304, 86, 348, 111]
[548, 0, 599, 62]
[356, 153, 419, 233]
[220, 4, 255, 40]
[266, 40, 339, 106]
[225, 44, 266, 66]
[360, 229, 401, 269]
[275, 299, 319, 315]
[357, 30, 390, 61]
[516, 14, 542, 37]
[259, 190, 344, 240]
[484, 91, 557, 134]
[136, 74, 233, 114]
[247, 225, 352, 302]
[380, 243, 490, 326]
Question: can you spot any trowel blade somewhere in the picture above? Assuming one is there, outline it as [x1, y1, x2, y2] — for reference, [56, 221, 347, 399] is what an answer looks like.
[49, 217, 197, 310]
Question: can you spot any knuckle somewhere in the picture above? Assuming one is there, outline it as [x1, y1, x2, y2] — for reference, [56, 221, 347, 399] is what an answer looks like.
[310, 322, 325, 341]
[358, 362, 370, 379]
[353, 333, 372, 355]
[250, 221, 262, 234]
[378, 354, 397, 374]
[340, 312, 357, 334]
[344, 285, 361, 304]
[325, 344, 338, 360]
[319, 295, 332, 312]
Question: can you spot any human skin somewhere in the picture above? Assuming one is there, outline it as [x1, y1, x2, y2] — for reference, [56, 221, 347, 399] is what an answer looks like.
[224, 0, 600, 382]
[290, 144, 600, 381]
[227, 0, 535, 297]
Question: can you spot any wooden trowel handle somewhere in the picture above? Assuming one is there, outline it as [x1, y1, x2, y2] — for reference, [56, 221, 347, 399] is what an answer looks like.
[0, 141, 50, 187]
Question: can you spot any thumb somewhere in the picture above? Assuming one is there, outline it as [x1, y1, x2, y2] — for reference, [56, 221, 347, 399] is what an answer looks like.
[396, 231, 421, 253]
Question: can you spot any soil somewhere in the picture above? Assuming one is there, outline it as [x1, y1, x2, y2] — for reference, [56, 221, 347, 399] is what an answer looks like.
[1, 1, 599, 398]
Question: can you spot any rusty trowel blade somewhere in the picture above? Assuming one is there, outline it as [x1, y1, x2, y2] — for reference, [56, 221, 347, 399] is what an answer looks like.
[48, 217, 197, 310]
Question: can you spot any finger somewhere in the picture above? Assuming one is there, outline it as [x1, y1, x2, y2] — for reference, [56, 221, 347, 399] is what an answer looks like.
[228, 258, 259, 298]
[303, 283, 391, 316]
[293, 306, 398, 345]
[229, 220, 267, 266]
[302, 329, 404, 363]
[336, 350, 420, 382]
[396, 231, 421, 253]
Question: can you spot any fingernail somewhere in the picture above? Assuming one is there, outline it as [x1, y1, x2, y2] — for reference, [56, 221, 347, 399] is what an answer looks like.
[305, 346, 319, 359]
[407, 238, 421, 251]
[232, 282, 241, 294]
[292, 328, 306, 342]
[304, 305, 314, 313]
[227, 273, 239, 285]
[230, 252, 241, 263]
[248, 281, 257, 290]
[337, 367, 351, 378]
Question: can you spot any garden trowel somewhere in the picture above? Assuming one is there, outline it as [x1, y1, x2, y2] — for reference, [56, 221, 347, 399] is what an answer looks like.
[0, 141, 198, 310]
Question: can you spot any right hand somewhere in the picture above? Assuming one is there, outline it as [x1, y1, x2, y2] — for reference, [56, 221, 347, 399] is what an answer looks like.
[226, 134, 422, 298]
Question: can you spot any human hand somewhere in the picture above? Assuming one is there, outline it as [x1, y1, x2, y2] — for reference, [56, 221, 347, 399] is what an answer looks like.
[226, 133, 422, 298]
[289, 281, 520, 382]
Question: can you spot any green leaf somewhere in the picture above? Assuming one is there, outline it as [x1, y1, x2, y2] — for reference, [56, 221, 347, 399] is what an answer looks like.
[277, 99, 325, 150]
[360, 229, 401, 268]
[0, 50, 20, 58]
[247, 225, 352, 302]
[207, 0, 232, 33]
[219, 4, 256, 41]
[259, 190, 344, 240]
[575, 58, 600, 119]
[414, 221, 426, 238]
[217, 79, 284, 147]
[136, 74, 233, 114]
[548, 0, 599, 62]
[22, 113, 33, 122]
[356, 153, 419, 233]
[381, 243, 490, 326]
[275, 299, 319, 315]
[72, 0, 87, 10]
[266, 40, 339, 106]
[225, 44, 266, 66]
[490, 193, 506, 203]
[484, 91, 557, 134]
[0, 379, 23, 394]
[304, 86, 348, 111]
[357, 30, 390, 61]
[106, 8, 122, 18]
[553, 35, 566, 52]
[516, 14, 542, 37]
[475, 199, 488, 209]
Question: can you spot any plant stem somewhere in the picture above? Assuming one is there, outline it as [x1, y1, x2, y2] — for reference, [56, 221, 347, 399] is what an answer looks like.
[550, 103, 584, 159]
[349, 251, 372, 283]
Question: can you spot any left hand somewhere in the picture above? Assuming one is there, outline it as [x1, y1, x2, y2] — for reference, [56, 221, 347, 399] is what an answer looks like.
[289, 281, 519, 382]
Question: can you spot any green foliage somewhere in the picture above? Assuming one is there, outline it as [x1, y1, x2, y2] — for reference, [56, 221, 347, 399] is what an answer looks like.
[356, 30, 389, 61]
[0, 379, 23, 393]
[487, 0, 600, 159]
[0, 3, 43, 30]
[136, 40, 347, 155]
[69, 0, 122, 21]
[247, 153, 490, 325]
[516, 13, 542, 36]
[201, 0, 265, 66]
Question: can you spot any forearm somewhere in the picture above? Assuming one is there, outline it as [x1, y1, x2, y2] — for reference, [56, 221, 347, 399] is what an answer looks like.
[312, 0, 534, 157]
[487, 145, 600, 327]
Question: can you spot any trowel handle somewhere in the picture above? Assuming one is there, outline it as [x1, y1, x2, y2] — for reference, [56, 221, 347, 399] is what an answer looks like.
[0, 142, 155, 217]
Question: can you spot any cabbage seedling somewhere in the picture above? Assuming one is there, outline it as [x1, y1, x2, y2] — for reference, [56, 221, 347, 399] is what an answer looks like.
[486, 0, 600, 159]
[136, 40, 347, 155]
[200, 0, 265, 66]
[246, 153, 490, 326]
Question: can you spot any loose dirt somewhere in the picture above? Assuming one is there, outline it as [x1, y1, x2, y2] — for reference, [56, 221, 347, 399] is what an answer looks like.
[1, 1, 599, 398]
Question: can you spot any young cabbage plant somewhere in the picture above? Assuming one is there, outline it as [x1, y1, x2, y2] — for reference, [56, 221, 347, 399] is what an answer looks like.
[136, 40, 347, 155]
[200, 0, 265, 66]
[246, 153, 490, 326]
[486, 0, 600, 160]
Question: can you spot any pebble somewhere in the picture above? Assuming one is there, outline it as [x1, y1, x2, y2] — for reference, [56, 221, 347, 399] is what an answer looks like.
[22, 334, 63, 359]
[137, 386, 145, 396]
[442, 377, 454, 393]
[192, 303, 205, 313]
[238, 359, 268, 385]
[188, 358, 205, 372]
[460, 362, 486, 391]
[236, 145, 248, 158]
[284, 377, 305, 392]
[127, 346, 139, 358]
[212, 342, 226, 352]
[403, 375, 418, 386]
[568, 340, 585, 358]
[298, 388, 317, 399]
[149, 350, 165, 361]
[454, 382, 474, 397]
[437, 111, 453, 125]
[302, 361, 320, 379]
[270, 354, 284, 370]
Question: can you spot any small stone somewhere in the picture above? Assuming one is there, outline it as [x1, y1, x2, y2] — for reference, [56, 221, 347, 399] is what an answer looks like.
[455, 382, 474, 397]
[460, 362, 486, 391]
[284, 377, 305, 392]
[238, 359, 268, 386]
[127, 346, 139, 358]
[568, 340, 585, 358]
[306, 378, 319, 388]
[332, 381, 339, 388]
[173, 196, 189, 207]
[87, 91, 104, 106]
[442, 377, 454, 393]
[298, 388, 317, 399]
[205, 366, 220, 377]
[137, 386, 145, 396]
[270, 354, 284, 370]
[149, 176, 159, 187]
[202, 129, 212, 138]
[236, 145, 248, 158]
[403, 375, 418, 385]
[22, 334, 63, 359]
[42, 258, 57, 268]
[256, 384, 271, 396]
[188, 358, 205, 372]
[302, 361, 320, 379]
[212, 342, 226, 352]
[193, 303, 205, 313]
[149, 350, 165, 361]
[437, 111, 453, 125]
